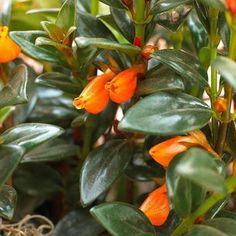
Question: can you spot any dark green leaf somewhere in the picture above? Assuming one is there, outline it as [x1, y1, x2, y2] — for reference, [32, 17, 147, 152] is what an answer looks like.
[197, 0, 226, 10]
[90, 202, 156, 236]
[0, 123, 64, 152]
[186, 225, 228, 236]
[0, 0, 12, 25]
[151, 0, 192, 14]
[212, 56, 236, 90]
[14, 163, 63, 196]
[80, 140, 133, 206]
[0, 185, 17, 220]
[54, 209, 104, 236]
[75, 37, 140, 56]
[0, 106, 14, 124]
[152, 49, 208, 88]
[21, 139, 79, 163]
[218, 13, 230, 52]
[176, 148, 227, 193]
[10, 31, 67, 66]
[0, 65, 28, 108]
[119, 92, 212, 135]
[204, 217, 236, 236]
[216, 210, 236, 220]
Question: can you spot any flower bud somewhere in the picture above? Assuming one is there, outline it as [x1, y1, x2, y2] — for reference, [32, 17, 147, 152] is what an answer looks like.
[214, 97, 228, 113]
[73, 70, 115, 114]
[142, 45, 158, 60]
[0, 26, 21, 63]
[140, 184, 170, 226]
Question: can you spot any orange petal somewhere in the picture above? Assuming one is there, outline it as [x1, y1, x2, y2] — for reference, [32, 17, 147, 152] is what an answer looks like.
[140, 184, 170, 226]
[0, 26, 21, 63]
[226, 0, 236, 15]
[73, 69, 115, 114]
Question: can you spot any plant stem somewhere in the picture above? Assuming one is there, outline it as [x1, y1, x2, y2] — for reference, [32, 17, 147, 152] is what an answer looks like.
[171, 176, 236, 236]
[216, 24, 236, 154]
[134, 0, 146, 46]
[209, 8, 219, 147]
[91, 0, 99, 16]
[0, 64, 8, 84]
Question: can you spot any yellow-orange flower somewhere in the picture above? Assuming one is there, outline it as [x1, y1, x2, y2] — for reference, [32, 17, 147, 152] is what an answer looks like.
[73, 69, 115, 114]
[140, 184, 170, 226]
[149, 130, 218, 168]
[0, 26, 21, 63]
[214, 98, 228, 113]
[105, 65, 144, 104]
[226, 0, 236, 15]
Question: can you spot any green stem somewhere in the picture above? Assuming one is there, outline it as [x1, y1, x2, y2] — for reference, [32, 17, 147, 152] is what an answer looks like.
[91, 0, 99, 16]
[209, 8, 219, 147]
[216, 24, 236, 154]
[134, 0, 146, 46]
[171, 176, 236, 236]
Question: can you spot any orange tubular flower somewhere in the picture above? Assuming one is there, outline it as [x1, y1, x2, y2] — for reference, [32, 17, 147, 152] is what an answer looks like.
[105, 65, 144, 104]
[73, 69, 115, 114]
[226, 0, 236, 16]
[149, 130, 218, 168]
[140, 184, 170, 226]
[0, 26, 21, 63]
[214, 98, 228, 113]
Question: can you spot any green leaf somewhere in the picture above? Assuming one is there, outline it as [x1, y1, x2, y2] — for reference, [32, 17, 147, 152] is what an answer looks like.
[21, 138, 79, 163]
[216, 210, 236, 220]
[14, 163, 63, 196]
[0, 65, 28, 108]
[80, 140, 133, 206]
[75, 37, 140, 56]
[0, 145, 25, 188]
[99, 0, 126, 9]
[0, 123, 64, 152]
[119, 92, 212, 135]
[90, 202, 156, 236]
[212, 56, 236, 90]
[0, 185, 17, 220]
[197, 0, 226, 10]
[10, 31, 67, 66]
[151, 0, 192, 14]
[0, 106, 14, 124]
[204, 218, 236, 236]
[54, 209, 104, 236]
[151, 49, 208, 88]
[56, 0, 75, 34]
[186, 225, 228, 236]
[35, 72, 81, 95]
[176, 148, 227, 193]
[0, 0, 12, 25]
[26, 8, 60, 17]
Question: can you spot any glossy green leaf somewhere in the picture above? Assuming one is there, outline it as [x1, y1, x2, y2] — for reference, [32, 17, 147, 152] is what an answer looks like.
[0, 123, 64, 152]
[0, 106, 14, 124]
[10, 31, 67, 66]
[197, 0, 226, 10]
[76, 0, 90, 13]
[204, 218, 236, 236]
[36, 72, 81, 95]
[99, 15, 130, 43]
[0, 185, 17, 220]
[0, 65, 28, 108]
[75, 37, 140, 56]
[26, 8, 60, 17]
[54, 209, 104, 236]
[99, 0, 126, 9]
[216, 210, 236, 220]
[90, 202, 156, 236]
[176, 148, 227, 193]
[186, 225, 228, 236]
[212, 56, 236, 89]
[152, 49, 208, 88]
[119, 92, 212, 135]
[56, 0, 75, 34]
[0, 0, 12, 25]
[151, 0, 192, 14]
[14, 163, 63, 196]
[219, 13, 230, 52]
[80, 140, 133, 206]
[21, 138, 79, 163]
[0, 145, 25, 188]
[136, 76, 184, 96]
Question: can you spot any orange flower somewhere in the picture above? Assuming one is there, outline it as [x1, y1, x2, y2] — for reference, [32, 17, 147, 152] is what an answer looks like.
[226, 0, 236, 16]
[0, 26, 21, 63]
[214, 98, 228, 113]
[105, 65, 144, 104]
[142, 45, 158, 60]
[140, 184, 170, 226]
[149, 130, 218, 168]
[73, 69, 115, 114]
